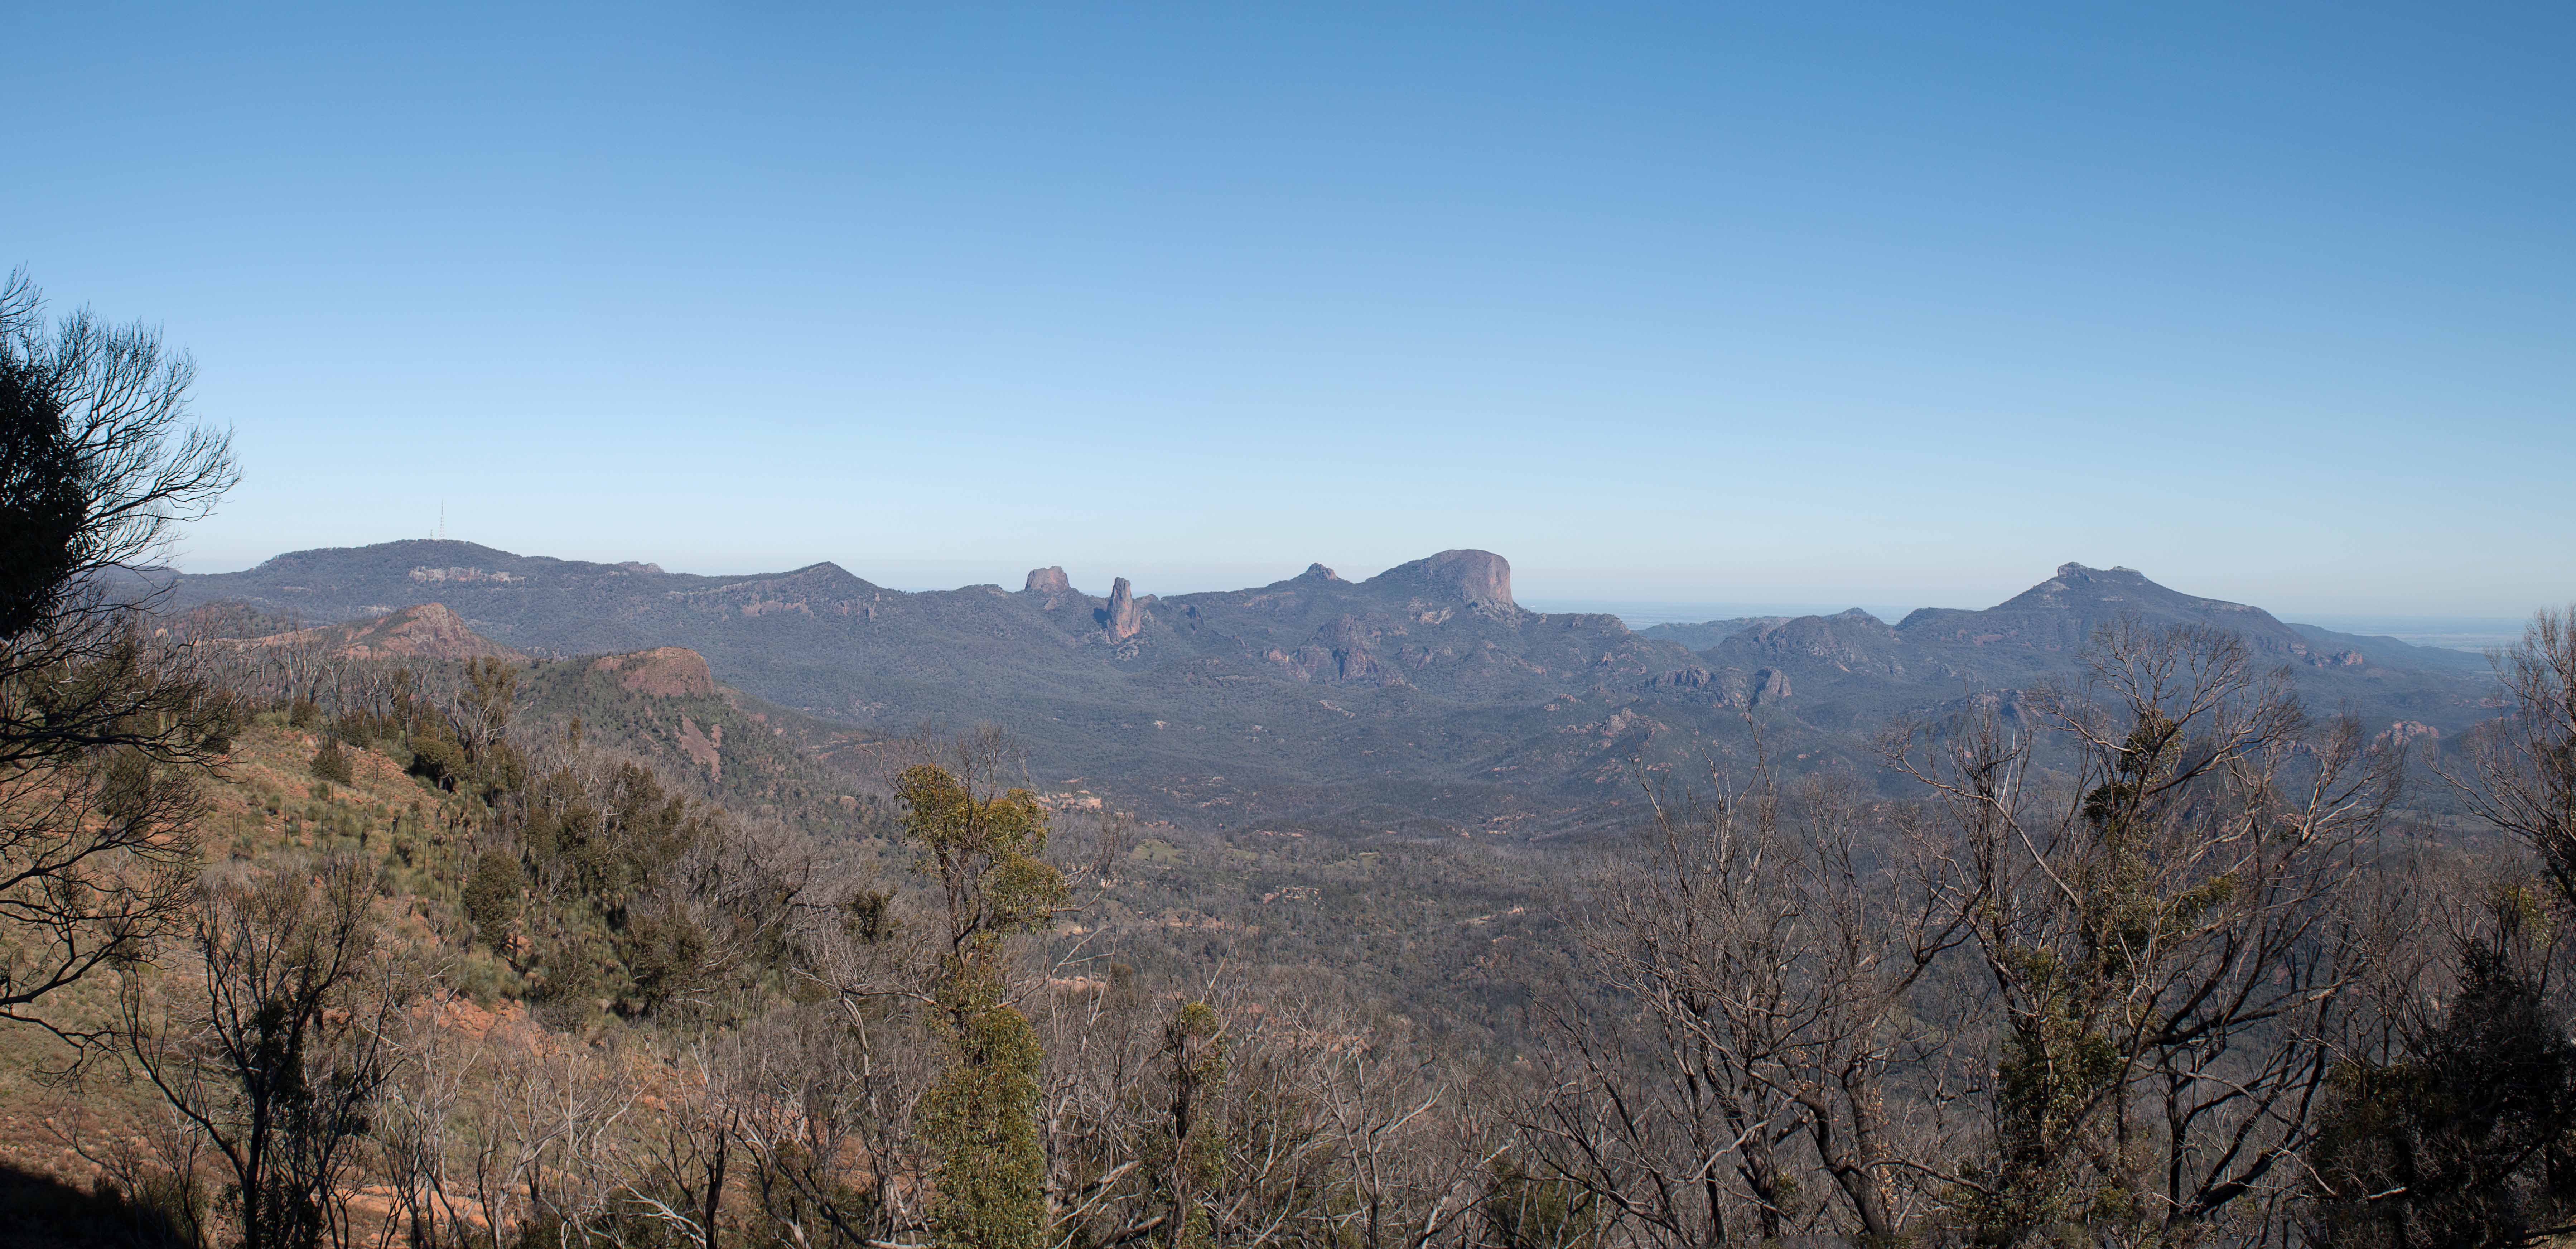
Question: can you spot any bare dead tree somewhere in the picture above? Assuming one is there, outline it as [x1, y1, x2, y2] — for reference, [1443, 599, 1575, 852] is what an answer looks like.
[713, 1000, 938, 1248]
[372, 981, 481, 1249]
[0, 733, 211, 1041]
[124, 854, 415, 1249]
[1883, 622, 2401, 1244]
[1525, 776, 1803, 1249]
[2439, 607, 2576, 907]
[1524, 761, 1967, 1248]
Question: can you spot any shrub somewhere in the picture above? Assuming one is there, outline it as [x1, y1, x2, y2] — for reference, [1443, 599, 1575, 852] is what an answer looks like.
[461, 848, 523, 954]
[309, 738, 352, 785]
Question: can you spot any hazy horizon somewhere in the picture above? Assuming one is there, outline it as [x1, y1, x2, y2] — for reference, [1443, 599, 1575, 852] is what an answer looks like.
[16, 4, 2572, 618]
[169, 532, 2553, 646]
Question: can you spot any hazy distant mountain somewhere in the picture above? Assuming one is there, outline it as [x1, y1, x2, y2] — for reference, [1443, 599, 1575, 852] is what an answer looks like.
[173, 543, 2497, 835]
[1901, 563, 2349, 658]
[1637, 618, 1784, 650]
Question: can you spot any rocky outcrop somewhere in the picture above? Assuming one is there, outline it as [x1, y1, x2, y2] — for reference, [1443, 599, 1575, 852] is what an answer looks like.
[2378, 719, 2442, 749]
[1361, 549, 1517, 616]
[676, 714, 723, 778]
[2293, 645, 2367, 667]
[1320, 616, 1386, 683]
[590, 647, 718, 698]
[1260, 616, 1401, 685]
[1651, 664, 1786, 707]
[1296, 563, 1346, 583]
[248, 603, 524, 662]
[1024, 566, 1071, 595]
[1103, 577, 1145, 640]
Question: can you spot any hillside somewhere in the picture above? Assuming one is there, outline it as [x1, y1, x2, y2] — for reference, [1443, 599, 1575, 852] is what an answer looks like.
[173, 545, 2499, 834]
[232, 601, 530, 661]
[0, 704, 1563, 1241]
[512, 645, 895, 840]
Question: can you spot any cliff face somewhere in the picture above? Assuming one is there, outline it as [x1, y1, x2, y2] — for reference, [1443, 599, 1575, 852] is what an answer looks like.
[1361, 549, 1519, 616]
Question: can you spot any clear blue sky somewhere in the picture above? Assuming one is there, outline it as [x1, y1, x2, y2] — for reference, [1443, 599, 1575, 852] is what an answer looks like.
[9, 3, 2570, 616]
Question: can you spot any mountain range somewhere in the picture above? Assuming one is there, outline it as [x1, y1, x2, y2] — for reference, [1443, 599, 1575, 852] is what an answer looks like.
[169, 542, 2497, 835]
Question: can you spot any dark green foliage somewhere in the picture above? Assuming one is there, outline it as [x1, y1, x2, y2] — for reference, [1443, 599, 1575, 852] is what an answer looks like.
[493, 760, 790, 1016]
[0, 346, 82, 641]
[2, 270, 233, 648]
[308, 737, 352, 785]
[1964, 715, 2189, 1243]
[918, 960, 1050, 1249]
[618, 901, 714, 1012]
[405, 724, 462, 789]
[462, 847, 523, 953]
[2307, 913, 2576, 1248]
[898, 760, 1070, 1249]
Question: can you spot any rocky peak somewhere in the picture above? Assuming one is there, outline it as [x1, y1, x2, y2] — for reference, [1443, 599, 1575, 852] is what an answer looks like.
[1024, 566, 1072, 595]
[1362, 549, 1517, 614]
[2052, 562, 2147, 585]
[1900, 561, 2304, 654]
[1297, 563, 1346, 583]
[1104, 577, 1145, 640]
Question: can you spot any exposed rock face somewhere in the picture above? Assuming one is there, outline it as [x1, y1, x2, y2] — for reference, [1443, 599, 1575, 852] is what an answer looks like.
[1104, 577, 1144, 640]
[676, 714, 723, 778]
[1362, 549, 1516, 615]
[247, 602, 524, 662]
[2379, 719, 2443, 749]
[1297, 563, 1346, 583]
[1024, 566, 1071, 595]
[1751, 668, 1792, 705]
[1319, 615, 1387, 684]
[590, 647, 718, 698]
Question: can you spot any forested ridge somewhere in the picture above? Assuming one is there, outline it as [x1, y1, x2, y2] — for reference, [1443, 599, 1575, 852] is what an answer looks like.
[161, 541, 2494, 838]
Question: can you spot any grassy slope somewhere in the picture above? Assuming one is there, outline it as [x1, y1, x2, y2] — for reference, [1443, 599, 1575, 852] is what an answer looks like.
[0, 717, 534, 1243]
